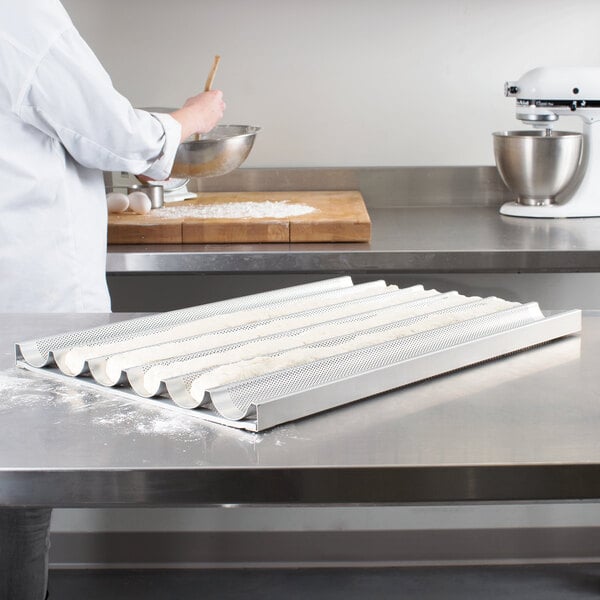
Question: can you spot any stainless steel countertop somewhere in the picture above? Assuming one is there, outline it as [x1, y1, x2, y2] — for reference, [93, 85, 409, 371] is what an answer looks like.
[107, 207, 600, 274]
[1, 312, 599, 507]
[106, 168, 600, 274]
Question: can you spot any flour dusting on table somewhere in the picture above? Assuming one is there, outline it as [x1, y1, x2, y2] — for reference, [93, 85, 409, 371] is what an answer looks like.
[153, 201, 317, 220]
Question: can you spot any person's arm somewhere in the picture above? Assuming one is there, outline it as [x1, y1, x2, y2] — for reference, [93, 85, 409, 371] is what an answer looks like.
[16, 24, 224, 179]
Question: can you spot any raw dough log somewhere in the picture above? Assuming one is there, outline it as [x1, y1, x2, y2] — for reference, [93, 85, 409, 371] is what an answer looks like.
[62, 281, 390, 375]
[184, 297, 519, 410]
[143, 290, 469, 393]
[107, 285, 434, 385]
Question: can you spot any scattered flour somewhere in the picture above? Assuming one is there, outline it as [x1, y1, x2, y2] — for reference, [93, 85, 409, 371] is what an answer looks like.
[93, 406, 202, 437]
[1, 369, 259, 445]
[153, 201, 317, 220]
[0, 369, 64, 409]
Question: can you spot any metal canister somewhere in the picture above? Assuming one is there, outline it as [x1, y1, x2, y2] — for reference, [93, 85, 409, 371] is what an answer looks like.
[127, 184, 164, 209]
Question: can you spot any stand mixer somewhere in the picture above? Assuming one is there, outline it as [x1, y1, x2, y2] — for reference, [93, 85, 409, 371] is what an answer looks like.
[499, 66, 600, 218]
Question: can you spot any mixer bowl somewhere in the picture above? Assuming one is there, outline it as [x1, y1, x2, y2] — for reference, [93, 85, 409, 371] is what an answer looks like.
[493, 130, 583, 206]
[171, 124, 261, 178]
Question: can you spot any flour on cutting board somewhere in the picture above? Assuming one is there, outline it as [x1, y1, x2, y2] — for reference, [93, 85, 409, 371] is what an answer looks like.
[153, 200, 317, 220]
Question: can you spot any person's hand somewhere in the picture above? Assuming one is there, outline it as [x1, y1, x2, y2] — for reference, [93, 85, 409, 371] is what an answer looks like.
[170, 90, 226, 141]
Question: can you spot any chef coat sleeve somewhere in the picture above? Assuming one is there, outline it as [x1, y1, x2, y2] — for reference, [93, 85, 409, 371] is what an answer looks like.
[15, 25, 181, 180]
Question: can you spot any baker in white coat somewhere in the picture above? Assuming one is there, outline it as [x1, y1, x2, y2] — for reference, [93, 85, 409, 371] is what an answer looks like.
[0, 0, 225, 313]
[0, 0, 225, 597]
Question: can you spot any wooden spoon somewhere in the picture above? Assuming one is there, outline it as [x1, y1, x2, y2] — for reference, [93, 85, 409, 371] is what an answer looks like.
[204, 55, 221, 92]
[195, 55, 221, 141]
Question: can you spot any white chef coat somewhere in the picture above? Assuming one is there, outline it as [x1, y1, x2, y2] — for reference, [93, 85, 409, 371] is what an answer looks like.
[0, 0, 181, 312]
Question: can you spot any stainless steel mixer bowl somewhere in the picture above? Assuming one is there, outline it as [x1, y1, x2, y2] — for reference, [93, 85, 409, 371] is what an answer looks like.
[171, 124, 261, 178]
[493, 130, 583, 206]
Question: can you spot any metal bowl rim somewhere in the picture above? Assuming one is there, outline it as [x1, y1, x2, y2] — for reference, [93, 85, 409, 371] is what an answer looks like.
[492, 130, 582, 138]
[181, 124, 261, 147]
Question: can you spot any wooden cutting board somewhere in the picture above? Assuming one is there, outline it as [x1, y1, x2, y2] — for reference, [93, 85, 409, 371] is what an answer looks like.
[107, 190, 371, 244]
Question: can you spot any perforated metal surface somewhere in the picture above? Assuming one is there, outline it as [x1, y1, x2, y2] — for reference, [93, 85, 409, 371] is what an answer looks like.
[59, 280, 395, 378]
[126, 289, 458, 397]
[162, 296, 511, 407]
[89, 281, 406, 387]
[129, 285, 431, 378]
[212, 303, 544, 419]
[15, 278, 582, 431]
[16, 276, 353, 367]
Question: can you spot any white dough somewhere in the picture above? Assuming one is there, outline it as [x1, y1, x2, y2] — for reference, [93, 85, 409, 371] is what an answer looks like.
[108, 285, 430, 384]
[62, 281, 392, 374]
[142, 290, 468, 392]
[185, 297, 522, 410]
[106, 192, 129, 213]
[128, 191, 152, 215]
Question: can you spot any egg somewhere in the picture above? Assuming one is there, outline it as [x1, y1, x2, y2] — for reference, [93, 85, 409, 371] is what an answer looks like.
[128, 191, 152, 215]
[106, 192, 129, 213]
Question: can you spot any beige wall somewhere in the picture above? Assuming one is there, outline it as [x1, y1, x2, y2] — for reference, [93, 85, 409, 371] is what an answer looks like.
[62, 0, 600, 168]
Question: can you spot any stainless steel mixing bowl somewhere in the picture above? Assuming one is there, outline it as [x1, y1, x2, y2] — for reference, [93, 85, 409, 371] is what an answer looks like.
[493, 130, 583, 206]
[139, 108, 260, 179]
[171, 124, 261, 178]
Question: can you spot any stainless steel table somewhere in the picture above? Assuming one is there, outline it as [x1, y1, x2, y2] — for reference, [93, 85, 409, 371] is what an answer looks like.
[1, 312, 599, 507]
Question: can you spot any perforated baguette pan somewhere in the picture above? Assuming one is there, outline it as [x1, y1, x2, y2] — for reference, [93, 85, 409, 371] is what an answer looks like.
[15, 277, 582, 432]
